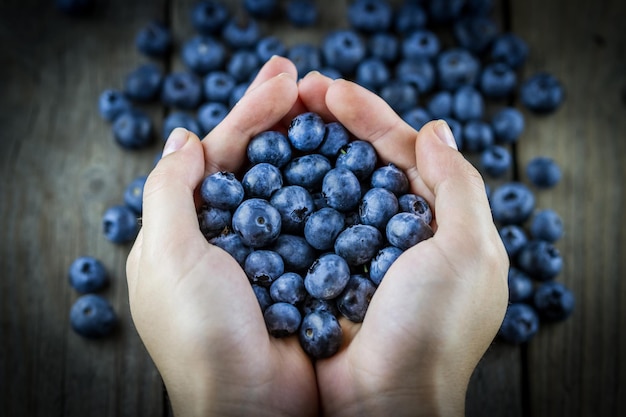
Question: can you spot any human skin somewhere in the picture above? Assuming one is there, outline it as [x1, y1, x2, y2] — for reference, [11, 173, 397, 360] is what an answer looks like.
[126, 56, 509, 417]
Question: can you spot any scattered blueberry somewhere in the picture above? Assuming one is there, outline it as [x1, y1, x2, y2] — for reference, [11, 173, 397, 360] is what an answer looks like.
[480, 145, 512, 178]
[516, 240, 563, 281]
[533, 281, 575, 321]
[197, 101, 229, 134]
[498, 224, 528, 258]
[68, 256, 108, 294]
[520, 71, 565, 114]
[286, 0, 318, 27]
[498, 303, 539, 344]
[491, 107, 524, 143]
[190, 0, 230, 35]
[112, 108, 154, 149]
[102, 205, 138, 244]
[135, 20, 172, 58]
[162, 111, 201, 140]
[98, 89, 131, 122]
[203, 71, 236, 104]
[123, 175, 147, 214]
[70, 294, 117, 338]
[507, 267, 534, 303]
[490, 182, 535, 225]
[526, 156, 562, 189]
[161, 71, 203, 110]
[322, 29, 367, 75]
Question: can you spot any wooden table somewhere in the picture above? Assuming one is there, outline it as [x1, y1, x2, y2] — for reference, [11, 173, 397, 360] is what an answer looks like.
[1, 0, 624, 416]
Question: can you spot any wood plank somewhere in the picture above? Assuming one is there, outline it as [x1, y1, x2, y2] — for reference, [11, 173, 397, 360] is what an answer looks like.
[0, 1, 167, 416]
[511, 0, 626, 416]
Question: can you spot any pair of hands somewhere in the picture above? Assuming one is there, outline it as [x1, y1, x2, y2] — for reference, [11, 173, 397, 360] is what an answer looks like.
[126, 56, 509, 417]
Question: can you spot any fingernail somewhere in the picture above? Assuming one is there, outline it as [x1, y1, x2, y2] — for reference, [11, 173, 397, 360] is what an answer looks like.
[162, 128, 189, 157]
[434, 120, 458, 150]
[304, 70, 321, 78]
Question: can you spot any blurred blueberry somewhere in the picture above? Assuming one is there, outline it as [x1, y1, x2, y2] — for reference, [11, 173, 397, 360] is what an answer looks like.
[182, 35, 226, 75]
[70, 294, 117, 338]
[453, 85, 484, 121]
[490, 182, 535, 225]
[427, 0, 465, 23]
[395, 58, 436, 93]
[355, 57, 391, 92]
[498, 303, 539, 344]
[197, 101, 228, 134]
[162, 111, 201, 140]
[453, 15, 499, 54]
[124, 63, 163, 102]
[529, 209, 564, 242]
[161, 71, 203, 109]
[227, 50, 260, 82]
[287, 43, 322, 77]
[191, 0, 230, 35]
[480, 62, 517, 98]
[437, 48, 481, 91]
[322, 30, 367, 75]
[517, 240, 563, 281]
[135, 20, 172, 58]
[533, 281, 575, 321]
[491, 107, 524, 143]
[379, 81, 418, 114]
[256, 36, 287, 62]
[462, 120, 494, 152]
[491, 33, 529, 69]
[499, 224, 528, 258]
[520, 72, 565, 114]
[68, 256, 108, 294]
[426, 91, 453, 119]
[347, 0, 393, 33]
[481, 145, 512, 178]
[368, 32, 399, 63]
[222, 18, 261, 49]
[526, 156, 562, 189]
[286, 0, 318, 27]
[402, 107, 432, 131]
[123, 175, 147, 214]
[402, 30, 440, 61]
[508, 267, 534, 303]
[204, 71, 236, 104]
[244, 0, 278, 19]
[98, 89, 131, 122]
[102, 205, 138, 244]
[394, 2, 428, 34]
[112, 108, 154, 149]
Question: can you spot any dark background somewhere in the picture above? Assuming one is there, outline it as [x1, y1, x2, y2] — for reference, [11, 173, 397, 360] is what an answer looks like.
[1, 0, 625, 416]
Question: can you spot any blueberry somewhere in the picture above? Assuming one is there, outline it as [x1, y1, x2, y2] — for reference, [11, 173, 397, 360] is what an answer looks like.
[304, 253, 351, 300]
[209, 232, 252, 267]
[247, 130, 292, 168]
[370, 164, 409, 196]
[427, 0, 465, 23]
[198, 205, 232, 239]
[525, 156, 562, 188]
[304, 207, 345, 251]
[520, 72, 565, 114]
[252, 284, 273, 313]
[453, 85, 484, 122]
[123, 175, 147, 214]
[190, 0, 230, 35]
[491, 107, 524, 144]
[203, 71, 236, 104]
[481, 145, 512, 178]
[242, 162, 283, 199]
[270, 272, 306, 305]
[200, 171, 244, 210]
[264, 302, 302, 337]
[453, 16, 499, 54]
[301, 294, 339, 317]
[355, 57, 391, 92]
[135, 20, 172, 58]
[464, 0, 494, 16]
[197, 102, 228, 135]
[232, 198, 282, 248]
[529, 209, 564, 243]
[398, 194, 432, 225]
[337, 274, 377, 323]
[68, 256, 108, 294]
[227, 50, 261, 83]
[402, 107, 432, 131]
[299, 311, 343, 359]
[256, 36, 288, 62]
[462, 120, 494, 153]
[162, 111, 202, 141]
[480, 62, 517, 99]
[270, 185, 315, 234]
[286, 0, 318, 27]
[379, 81, 418, 114]
[288, 112, 326, 152]
[386, 212, 434, 250]
[516, 240, 563, 281]
[508, 267, 534, 303]
[369, 246, 403, 286]
[270, 234, 317, 272]
[70, 294, 117, 338]
[533, 281, 575, 321]
[368, 32, 399, 63]
[321, 30, 367, 75]
[244, 0, 278, 19]
[112, 109, 154, 149]
[318, 122, 350, 159]
[283, 154, 332, 192]
[359, 188, 399, 231]
[334, 224, 384, 266]
[394, 2, 428, 34]
[347, 0, 393, 33]
[287, 43, 322, 76]
[322, 168, 362, 212]
[335, 140, 377, 181]
[102, 205, 138, 244]
[437, 48, 481, 91]
[490, 33, 529, 69]
[318, 67, 342, 79]
[222, 18, 261, 49]
[98, 89, 131, 122]
[402, 30, 440, 61]
[181, 35, 227, 75]
[498, 303, 539, 344]
[161, 71, 203, 110]
[426, 91, 453, 119]
[498, 224, 528, 258]
[244, 250, 285, 287]
[395, 58, 436, 94]
[490, 182, 535, 225]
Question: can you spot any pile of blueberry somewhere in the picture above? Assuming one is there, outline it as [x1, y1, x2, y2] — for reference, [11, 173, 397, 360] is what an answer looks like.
[68, 0, 575, 348]
[200, 111, 434, 357]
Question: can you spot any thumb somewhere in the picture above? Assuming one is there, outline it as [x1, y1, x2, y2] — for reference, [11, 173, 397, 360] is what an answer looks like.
[141, 128, 207, 261]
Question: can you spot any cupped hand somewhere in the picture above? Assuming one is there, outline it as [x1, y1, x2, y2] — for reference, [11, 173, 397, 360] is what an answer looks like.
[126, 57, 319, 417]
[297, 72, 510, 417]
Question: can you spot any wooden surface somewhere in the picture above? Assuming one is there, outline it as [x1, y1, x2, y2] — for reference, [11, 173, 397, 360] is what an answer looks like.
[1, 0, 624, 416]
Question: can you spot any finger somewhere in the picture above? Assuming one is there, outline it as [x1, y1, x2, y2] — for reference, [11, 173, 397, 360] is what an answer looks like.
[297, 71, 336, 121]
[126, 228, 143, 298]
[141, 128, 207, 262]
[245, 55, 298, 92]
[415, 120, 508, 279]
[202, 71, 298, 175]
[325, 78, 418, 171]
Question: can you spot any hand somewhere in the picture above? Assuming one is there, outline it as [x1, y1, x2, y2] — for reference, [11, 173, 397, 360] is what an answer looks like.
[296, 72, 510, 417]
[126, 57, 319, 417]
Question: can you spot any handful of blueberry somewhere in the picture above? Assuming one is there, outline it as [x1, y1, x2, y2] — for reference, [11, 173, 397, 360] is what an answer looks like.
[199, 111, 433, 358]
